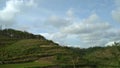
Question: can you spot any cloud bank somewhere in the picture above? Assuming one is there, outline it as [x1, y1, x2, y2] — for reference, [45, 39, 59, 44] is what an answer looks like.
[42, 12, 120, 48]
[112, 0, 120, 23]
[0, 0, 36, 27]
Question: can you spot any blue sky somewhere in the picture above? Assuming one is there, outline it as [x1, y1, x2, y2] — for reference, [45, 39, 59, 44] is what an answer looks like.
[0, 0, 120, 48]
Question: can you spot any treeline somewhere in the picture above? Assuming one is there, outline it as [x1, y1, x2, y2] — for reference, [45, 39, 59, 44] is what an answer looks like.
[64, 42, 120, 68]
[0, 29, 59, 46]
[0, 29, 45, 40]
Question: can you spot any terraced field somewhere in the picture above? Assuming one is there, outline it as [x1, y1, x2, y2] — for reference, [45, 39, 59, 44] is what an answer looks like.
[1, 29, 120, 68]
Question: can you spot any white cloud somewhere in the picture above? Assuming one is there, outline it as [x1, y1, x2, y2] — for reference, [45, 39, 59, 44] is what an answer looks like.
[59, 13, 119, 47]
[26, 0, 37, 7]
[42, 32, 67, 42]
[112, 0, 120, 23]
[40, 32, 67, 45]
[45, 15, 71, 28]
[66, 8, 74, 20]
[44, 8, 76, 29]
[0, 0, 37, 26]
[105, 40, 120, 46]
[112, 9, 120, 23]
[42, 13, 116, 48]
[78, 28, 120, 46]
[62, 22, 110, 34]
[14, 25, 31, 31]
[39, 9, 120, 48]
[41, 12, 120, 48]
[84, 13, 99, 23]
[62, 13, 111, 34]
[40, 33, 51, 39]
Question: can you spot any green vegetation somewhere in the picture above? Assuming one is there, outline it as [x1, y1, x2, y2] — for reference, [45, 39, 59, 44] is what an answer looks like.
[0, 29, 120, 68]
[0, 62, 54, 68]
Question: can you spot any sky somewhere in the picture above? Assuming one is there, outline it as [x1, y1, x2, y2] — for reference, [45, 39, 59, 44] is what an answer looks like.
[0, 0, 120, 48]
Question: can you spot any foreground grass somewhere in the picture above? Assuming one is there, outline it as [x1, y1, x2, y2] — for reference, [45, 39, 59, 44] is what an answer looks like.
[0, 62, 54, 68]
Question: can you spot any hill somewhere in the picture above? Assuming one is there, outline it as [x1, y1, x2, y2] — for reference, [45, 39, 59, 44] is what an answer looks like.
[0, 29, 120, 68]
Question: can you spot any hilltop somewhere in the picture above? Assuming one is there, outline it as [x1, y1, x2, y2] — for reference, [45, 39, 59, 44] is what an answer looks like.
[0, 29, 120, 68]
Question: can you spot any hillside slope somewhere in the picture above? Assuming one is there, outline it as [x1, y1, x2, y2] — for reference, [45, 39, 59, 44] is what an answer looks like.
[0, 29, 120, 68]
[0, 29, 91, 68]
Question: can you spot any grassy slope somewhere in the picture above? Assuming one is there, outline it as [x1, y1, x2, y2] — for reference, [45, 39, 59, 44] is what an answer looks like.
[1, 29, 120, 68]
[0, 62, 52, 68]
[0, 29, 63, 68]
[0, 39, 77, 68]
